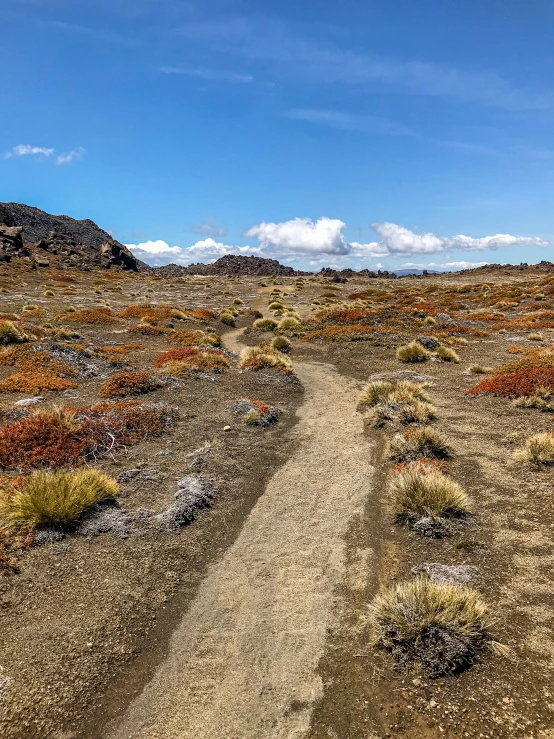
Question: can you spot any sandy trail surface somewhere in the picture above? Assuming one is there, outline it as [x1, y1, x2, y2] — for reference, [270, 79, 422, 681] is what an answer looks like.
[108, 326, 374, 739]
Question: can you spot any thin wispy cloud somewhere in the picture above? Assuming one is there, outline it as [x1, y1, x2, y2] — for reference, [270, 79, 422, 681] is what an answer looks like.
[286, 109, 414, 136]
[177, 18, 552, 111]
[160, 66, 253, 84]
[191, 218, 228, 238]
[56, 147, 86, 165]
[5, 144, 54, 159]
[442, 141, 499, 156]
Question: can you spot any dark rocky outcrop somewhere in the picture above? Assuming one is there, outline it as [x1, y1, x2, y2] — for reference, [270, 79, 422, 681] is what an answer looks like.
[0, 202, 150, 272]
[318, 267, 397, 280]
[155, 254, 304, 278]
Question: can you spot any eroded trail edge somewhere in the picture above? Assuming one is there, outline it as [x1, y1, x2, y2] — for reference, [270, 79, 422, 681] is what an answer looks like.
[108, 353, 374, 739]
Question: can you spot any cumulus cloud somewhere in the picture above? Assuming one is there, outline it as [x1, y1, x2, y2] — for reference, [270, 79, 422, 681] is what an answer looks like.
[126, 237, 261, 267]
[5, 144, 54, 159]
[371, 221, 547, 256]
[56, 147, 86, 165]
[244, 217, 349, 255]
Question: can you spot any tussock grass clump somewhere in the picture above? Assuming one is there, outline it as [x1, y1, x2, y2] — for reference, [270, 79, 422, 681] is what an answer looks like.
[173, 329, 220, 347]
[359, 380, 435, 428]
[396, 341, 430, 363]
[435, 346, 460, 363]
[528, 332, 544, 341]
[231, 398, 281, 426]
[252, 318, 278, 332]
[389, 427, 452, 461]
[100, 371, 160, 399]
[513, 433, 554, 464]
[277, 316, 301, 331]
[271, 335, 291, 353]
[268, 301, 285, 310]
[359, 380, 430, 408]
[128, 323, 173, 336]
[238, 346, 292, 372]
[0, 468, 118, 532]
[219, 310, 236, 327]
[390, 468, 470, 522]
[369, 576, 492, 676]
[0, 320, 28, 346]
[468, 364, 493, 374]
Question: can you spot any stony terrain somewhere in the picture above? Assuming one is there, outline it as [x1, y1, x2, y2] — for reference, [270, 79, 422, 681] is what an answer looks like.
[0, 249, 553, 738]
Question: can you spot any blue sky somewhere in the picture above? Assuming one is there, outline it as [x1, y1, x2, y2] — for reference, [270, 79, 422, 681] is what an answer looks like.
[2, 0, 554, 271]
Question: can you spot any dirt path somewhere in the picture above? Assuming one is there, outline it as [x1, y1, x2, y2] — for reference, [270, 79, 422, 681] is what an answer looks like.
[107, 322, 375, 738]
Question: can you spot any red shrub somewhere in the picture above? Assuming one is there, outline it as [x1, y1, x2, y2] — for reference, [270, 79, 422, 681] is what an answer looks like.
[467, 367, 554, 397]
[100, 371, 159, 398]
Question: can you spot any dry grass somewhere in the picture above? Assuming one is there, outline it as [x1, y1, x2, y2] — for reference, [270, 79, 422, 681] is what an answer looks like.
[359, 379, 435, 428]
[65, 308, 119, 324]
[219, 310, 236, 327]
[389, 427, 453, 461]
[172, 329, 220, 347]
[369, 575, 491, 676]
[468, 364, 494, 374]
[390, 467, 470, 521]
[277, 316, 301, 330]
[0, 468, 119, 531]
[0, 320, 28, 346]
[435, 346, 460, 363]
[396, 341, 430, 363]
[253, 318, 278, 332]
[527, 332, 544, 341]
[513, 433, 554, 464]
[238, 346, 292, 371]
[271, 335, 291, 353]
[359, 379, 430, 407]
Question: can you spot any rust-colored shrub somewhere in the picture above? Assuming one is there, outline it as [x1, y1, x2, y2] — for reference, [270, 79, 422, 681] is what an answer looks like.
[100, 371, 160, 398]
[188, 308, 217, 322]
[155, 346, 230, 373]
[467, 367, 554, 397]
[0, 401, 178, 471]
[0, 371, 77, 394]
[65, 308, 119, 324]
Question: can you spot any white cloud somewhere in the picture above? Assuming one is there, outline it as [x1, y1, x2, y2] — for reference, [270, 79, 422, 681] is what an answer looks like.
[126, 237, 261, 267]
[371, 221, 547, 256]
[244, 216, 349, 255]
[400, 261, 490, 271]
[56, 147, 86, 165]
[5, 144, 54, 159]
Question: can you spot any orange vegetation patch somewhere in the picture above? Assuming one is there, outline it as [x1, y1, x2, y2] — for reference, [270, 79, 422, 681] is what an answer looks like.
[493, 348, 554, 375]
[172, 329, 220, 347]
[467, 367, 554, 398]
[0, 401, 178, 471]
[0, 371, 77, 394]
[154, 347, 230, 372]
[347, 293, 372, 301]
[0, 527, 34, 573]
[315, 307, 376, 325]
[187, 308, 217, 322]
[0, 345, 75, 376]
[0, 313, 20, 321]
[119, 305, 176, 322]
[302, 325, 387, 342]
[65, 308, 119, 324]
[100, 371, 159, 398]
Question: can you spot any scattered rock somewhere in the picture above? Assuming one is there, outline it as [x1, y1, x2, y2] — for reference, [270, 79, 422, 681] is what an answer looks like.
[417, 336, 440, 350]
[231, 398, 281, 426]
[116, 468, 158, 484]
[412, 516, 452, 539]
[14, 396, 45, 407]
[155, 475, 215, 532]
[75, 501, 134, 539]
[34, 528, 65, 546]
[0, 666, 13, 701]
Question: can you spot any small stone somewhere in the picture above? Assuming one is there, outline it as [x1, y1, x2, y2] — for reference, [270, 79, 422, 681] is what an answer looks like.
[223, 425, 231, 431]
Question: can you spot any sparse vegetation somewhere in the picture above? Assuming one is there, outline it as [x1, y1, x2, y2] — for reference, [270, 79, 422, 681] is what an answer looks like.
[389, 427, 452, 461]
[238, 346, 292, 371]
[0, 320, 27, 346]
[396, 341, 430, 363]
[0, 468, 119, 531]
[369, 575, 492, 676]
[390, 467, 471, 522]
[513, 433, 554, 464]
[99, 371, 160, 398]
[435, 346, 460, 363]
[271, 335, 291, 353]
[252, 318, 278, 332]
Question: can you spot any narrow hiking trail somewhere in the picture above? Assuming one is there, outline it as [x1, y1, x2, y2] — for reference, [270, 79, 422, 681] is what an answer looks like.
[107, 298, 376, 739]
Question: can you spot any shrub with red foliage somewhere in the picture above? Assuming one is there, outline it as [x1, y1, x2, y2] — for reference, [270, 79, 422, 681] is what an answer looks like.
[0, 401, 178, 471]
[65, 308, 119, 324]
[100, 371, 159, 398]
[466, 367, 554, 397]
[153, 346, 226, 368]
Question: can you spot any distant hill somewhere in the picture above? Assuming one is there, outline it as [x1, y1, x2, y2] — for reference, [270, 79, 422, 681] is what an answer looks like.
[394, 268, 442, 277]
[0, 202, 149, 272]
[154, 254, 301, 278]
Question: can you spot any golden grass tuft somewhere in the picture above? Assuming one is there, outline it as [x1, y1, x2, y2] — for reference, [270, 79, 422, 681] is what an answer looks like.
[253, 317, 278, 332]
[435, 346, 460, 363]
[389, 426, 452, 461]
[369, 575, 491, 676]
[0, 320, 28, 346]
[513, 433, 554, 464]
[390, 467, 470, 521]
[219, 310, 236, 327]
[468, 364, 494, 374]
[277, 316, 301, 331]
[359, 379, 430, 407]
[0, 468, 118, 531]
[396, 341, 430, 363]
[271, 335, 291, 353]
[238, 346, 292, 371]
